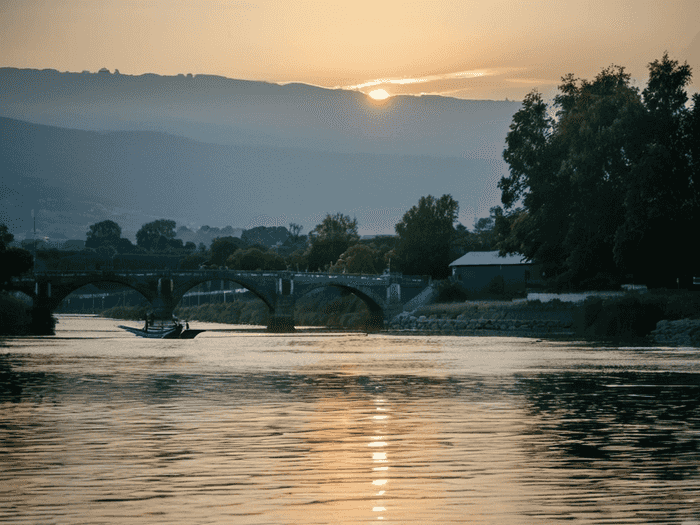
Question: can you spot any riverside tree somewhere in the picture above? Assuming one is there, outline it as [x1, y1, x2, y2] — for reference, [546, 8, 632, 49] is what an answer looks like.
[209, 236, 247, 266]
[85, 220, 122, 249]
[306, 213, 359, 271]
[497, 54, 700, 288]
[394, 194, 459, 279]
[0, 223, 33, 286]
[136, 219, 178, 252]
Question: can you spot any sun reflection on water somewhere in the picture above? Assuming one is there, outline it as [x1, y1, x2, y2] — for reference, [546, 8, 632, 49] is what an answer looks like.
[370, 397, 391, 521]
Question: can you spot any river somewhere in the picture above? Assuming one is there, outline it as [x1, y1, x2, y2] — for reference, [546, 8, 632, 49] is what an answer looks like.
[1, 315, 699, 524]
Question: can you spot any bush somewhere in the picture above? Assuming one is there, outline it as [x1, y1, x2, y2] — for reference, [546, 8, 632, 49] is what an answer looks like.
[574, 293, 680, 340]
[0, 293, 32, 335]
[435, 280, 468, 303]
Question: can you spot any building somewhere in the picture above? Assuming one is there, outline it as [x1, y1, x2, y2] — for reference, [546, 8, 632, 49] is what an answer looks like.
[449, 251, 536, 295]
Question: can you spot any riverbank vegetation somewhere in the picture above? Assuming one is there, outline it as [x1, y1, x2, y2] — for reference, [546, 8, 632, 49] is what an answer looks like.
[497, 54, 700, 290]
[95, 288, 700, 344]
[574, 291, 700, 341]
[102, 289, 371, 329]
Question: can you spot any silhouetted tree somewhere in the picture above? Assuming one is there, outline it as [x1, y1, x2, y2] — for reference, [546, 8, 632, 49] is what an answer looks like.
[179, 252, 208, 270]
[288, 223, 303, 242]
[0, 224, 13, 251]
[210, 236, 247, 266]
[497, 54, 699, 288]
[306, 214, 359, 271]
[330, 244, 378, 274]
[0, 247, 33, 286]
[85, 220, 122, 250]
[227, 247, 286, 271]
[136, 219, 177, 252]
[394, 194, 459, 278]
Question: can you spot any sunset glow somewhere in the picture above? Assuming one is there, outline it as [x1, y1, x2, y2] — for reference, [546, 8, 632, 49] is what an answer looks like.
[0, 1, 697, 100]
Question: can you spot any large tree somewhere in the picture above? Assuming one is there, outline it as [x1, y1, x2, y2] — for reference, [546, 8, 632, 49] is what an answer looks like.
[227, 247, 286, 271]
[0, 223, 33, 286]
[497, 55, 699, 288]
[210, 236, 247, 266]
[0, 224, 14, 251]
[85, 220, 122, 250]
[136, 219, 177, 252]
[0, 247, 34, 286]
[394, 194, 459, 279]
[330, 244, 379, 274]
[306, 213, 359, 271]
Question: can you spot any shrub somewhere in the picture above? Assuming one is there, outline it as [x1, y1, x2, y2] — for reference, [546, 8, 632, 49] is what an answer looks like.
[435, 280, 468, 303]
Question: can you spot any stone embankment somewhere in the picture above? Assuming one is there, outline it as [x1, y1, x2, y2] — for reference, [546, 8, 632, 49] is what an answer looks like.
[651, 319, 700, 347]
[387, 312, 574, 336]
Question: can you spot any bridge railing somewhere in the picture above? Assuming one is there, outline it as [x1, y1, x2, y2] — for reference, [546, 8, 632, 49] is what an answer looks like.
[30, 269, 430, 285]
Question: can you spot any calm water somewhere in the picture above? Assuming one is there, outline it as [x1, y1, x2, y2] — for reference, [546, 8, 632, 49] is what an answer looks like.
[1, 315, 699, 524]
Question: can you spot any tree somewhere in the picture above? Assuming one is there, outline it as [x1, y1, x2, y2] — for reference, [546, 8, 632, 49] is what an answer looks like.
[394, 194, 459, 278]
[330, 244, 379, 274]
[0, 246, 33, 285]
[210, 236, 247, 266]
[227, 247, 286, 271]
[497, 56, 699, 288]
[85, 220, 122, 250]
[288, 223, 303, 243]
[179, 252, 208, 270]
[136, 219, 177, 252]
[0, 224, 14, 251]
[0, 223, 33, 285]
[614, 54, 699, 287]
[306, 213, 359, 271]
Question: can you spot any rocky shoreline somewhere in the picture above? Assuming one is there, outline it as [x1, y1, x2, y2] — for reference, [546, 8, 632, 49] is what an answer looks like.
[386, 312, 574, 337]
[650, 319, 700, 347]
[386, 312, 700, 347]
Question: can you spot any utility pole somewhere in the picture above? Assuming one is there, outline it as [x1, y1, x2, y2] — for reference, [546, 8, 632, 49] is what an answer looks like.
[32, 209, 36, 275]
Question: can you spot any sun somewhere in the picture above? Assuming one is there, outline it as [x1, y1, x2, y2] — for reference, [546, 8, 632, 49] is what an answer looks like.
[368, 89, 390, 100]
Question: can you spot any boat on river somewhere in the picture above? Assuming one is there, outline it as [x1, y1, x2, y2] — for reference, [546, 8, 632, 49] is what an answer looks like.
[118, 320, 205, 339]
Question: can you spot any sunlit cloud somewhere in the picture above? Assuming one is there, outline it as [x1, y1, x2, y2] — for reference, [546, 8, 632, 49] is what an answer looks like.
[338, 67, 547, 100]
[344, 68, 506, 91]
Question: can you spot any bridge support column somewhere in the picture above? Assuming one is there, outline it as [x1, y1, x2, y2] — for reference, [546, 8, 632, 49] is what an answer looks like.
[151, 278, 177, 320]
[32, 281, 57, 335]
[268, 296, 296, 332]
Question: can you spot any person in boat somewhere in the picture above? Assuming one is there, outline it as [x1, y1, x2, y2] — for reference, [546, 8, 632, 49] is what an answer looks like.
[144, 314, 149, 332]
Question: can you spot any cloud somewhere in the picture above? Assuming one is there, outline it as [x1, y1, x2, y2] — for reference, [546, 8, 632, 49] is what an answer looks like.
[337, 67, 561, 100]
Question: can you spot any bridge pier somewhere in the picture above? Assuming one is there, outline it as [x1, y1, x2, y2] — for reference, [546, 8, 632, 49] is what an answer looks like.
[150, 278, 178, 321]
[31, 281, 58, 335]
[268, 296, 296, 332]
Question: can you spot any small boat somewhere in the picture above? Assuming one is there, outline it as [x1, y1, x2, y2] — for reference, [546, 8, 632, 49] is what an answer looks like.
[118, 320, 206, 339]
[119, 322, 183, 339]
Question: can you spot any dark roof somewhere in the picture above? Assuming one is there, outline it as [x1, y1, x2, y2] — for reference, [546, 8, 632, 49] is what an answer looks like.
[449, 250, 528, 267]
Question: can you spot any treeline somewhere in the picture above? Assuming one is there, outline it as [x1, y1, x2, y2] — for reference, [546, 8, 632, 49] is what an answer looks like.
[496, 53, 700, 290]
[17, 196, 500, 279]
[102, 288, 371, 329]
[0, 225, 56, 335]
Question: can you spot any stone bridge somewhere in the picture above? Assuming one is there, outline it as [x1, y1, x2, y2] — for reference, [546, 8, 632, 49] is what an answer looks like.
[12, 270, 430, 332]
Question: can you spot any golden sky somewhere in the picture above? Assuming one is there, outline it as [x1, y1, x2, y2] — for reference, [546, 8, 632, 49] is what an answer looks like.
[1, 0, 698, 100]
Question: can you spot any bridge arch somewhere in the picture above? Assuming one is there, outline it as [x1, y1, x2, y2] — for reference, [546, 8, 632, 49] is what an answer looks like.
[298, 282, 386, 331]
[41, 274, 154, 312]
[172, 276, 274, 311]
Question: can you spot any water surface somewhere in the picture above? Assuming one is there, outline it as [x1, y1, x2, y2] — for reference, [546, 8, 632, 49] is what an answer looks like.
[1, 315, 699, 524]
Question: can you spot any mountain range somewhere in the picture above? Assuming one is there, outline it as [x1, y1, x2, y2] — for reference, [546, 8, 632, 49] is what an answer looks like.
[0, 67, 521, 241]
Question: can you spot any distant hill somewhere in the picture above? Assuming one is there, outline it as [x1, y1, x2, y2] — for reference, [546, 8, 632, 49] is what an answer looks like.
[0, 68, 520, 159]
[0, 68, 522, 240]
[0, 116, 510, 240]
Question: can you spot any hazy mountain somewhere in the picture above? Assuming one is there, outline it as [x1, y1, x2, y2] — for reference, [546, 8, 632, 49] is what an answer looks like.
[0, 68, 521, 239]
[1, 117, 510, 240]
